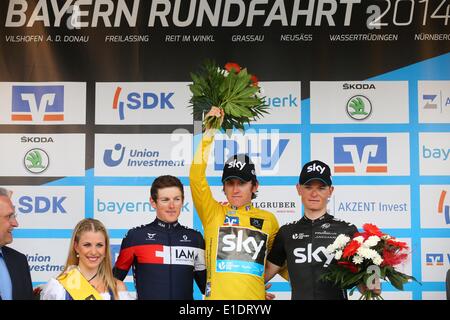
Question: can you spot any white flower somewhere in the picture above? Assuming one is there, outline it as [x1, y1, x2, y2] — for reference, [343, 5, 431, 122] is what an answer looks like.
[352, 255, 364, 265]
[334, 250, 343, 260]
[357, 247, 383, 265]
[354, 236, 364, 244]
[372, 254, 383, 266]
[333, 234, 351, 249]
[326, 243, 336, 254]
[363, 235, 380, 248]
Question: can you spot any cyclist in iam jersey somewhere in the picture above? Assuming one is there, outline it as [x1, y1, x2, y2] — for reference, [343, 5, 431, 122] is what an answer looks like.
[113, 175, 206, 299]
[265, 160, 380, 300]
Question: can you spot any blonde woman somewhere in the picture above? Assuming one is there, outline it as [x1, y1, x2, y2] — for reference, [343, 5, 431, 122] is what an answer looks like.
[40, 218, 133, 300]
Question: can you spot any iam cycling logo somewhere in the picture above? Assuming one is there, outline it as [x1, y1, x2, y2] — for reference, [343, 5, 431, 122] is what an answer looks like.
[438, 190, 450, 224]
[12, 85, 64, 121]
[333, 137, 387, 174]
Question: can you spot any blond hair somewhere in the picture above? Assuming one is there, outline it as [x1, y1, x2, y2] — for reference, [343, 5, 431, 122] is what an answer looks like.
[60, 218, 118, 299]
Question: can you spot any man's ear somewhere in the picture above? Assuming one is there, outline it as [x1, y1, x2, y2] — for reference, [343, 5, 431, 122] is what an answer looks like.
[150, 197, 157, 209]
[296, 183, 302, 197]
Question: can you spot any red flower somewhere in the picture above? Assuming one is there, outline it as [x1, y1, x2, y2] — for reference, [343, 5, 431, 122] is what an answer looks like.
[362, 223, 383, 237]
[250, 74, 259, 86]
[338, 261, 359, 273]
[342, 240, 361, 258]
[381, 248, 408, 267]
[387, 239, 409, 250]
[224, 62, 241, 73]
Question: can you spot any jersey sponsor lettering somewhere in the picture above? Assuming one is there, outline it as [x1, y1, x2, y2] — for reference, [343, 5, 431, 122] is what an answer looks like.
[216, 226, 268, 276]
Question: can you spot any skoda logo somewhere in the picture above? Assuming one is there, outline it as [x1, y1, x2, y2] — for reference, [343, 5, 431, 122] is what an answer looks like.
[346, 95, 372, 120]
[24, 148, 49, 174]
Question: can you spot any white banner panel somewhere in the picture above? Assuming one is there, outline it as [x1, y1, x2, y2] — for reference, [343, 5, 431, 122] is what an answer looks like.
[205, 132, 301, 177]
[422, 292, 447, 300]
[95, 133, 192, 176]
[6, 186, 85, 229]
[421, 238, 450, 282]
[418, 81, 450, 123]
[419, 133, 450, 176]
[310, 81, 409, 124]
[328, 185, 411, 228]
[94, 186, 194, 229]
[254, 81, 301, 124]
[420, 185, 450, 229]
[0, 82, 86, 125]
[10, 239, 69, 283]
[311, 133, 410, 176]
[95, 82, 192, 124]
[0, 134, 85, 176]
[208, 186, 301, 227]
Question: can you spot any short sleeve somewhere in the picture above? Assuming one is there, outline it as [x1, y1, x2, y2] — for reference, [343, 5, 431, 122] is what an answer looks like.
[267, 228, 286, 267]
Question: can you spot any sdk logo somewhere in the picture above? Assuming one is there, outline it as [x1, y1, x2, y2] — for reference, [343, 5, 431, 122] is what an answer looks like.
[12, 85, 64, 121]
[334, 137, 387, 174]
[112, 86, 174, 120]
[438, 190, 450, 225]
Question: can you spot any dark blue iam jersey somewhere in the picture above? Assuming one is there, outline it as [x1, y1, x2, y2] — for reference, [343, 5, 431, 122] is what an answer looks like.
[113, 218, 206, 300]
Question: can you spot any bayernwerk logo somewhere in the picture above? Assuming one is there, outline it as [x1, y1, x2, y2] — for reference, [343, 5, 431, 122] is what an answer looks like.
[24, 148, 49, 173]
[346, 95, 372, 120]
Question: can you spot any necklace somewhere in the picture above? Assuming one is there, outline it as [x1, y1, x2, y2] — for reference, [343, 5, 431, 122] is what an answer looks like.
[88, 272, 98, 282]
[77, 266, 98, 282]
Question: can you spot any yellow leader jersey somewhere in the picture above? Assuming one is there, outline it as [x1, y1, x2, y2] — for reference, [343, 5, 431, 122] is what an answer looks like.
[189, 133, 279, 300]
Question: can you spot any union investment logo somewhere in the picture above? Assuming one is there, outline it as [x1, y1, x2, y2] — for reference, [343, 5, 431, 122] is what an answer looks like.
[346, 95, 372, 120]
[24, 148, 49, 174]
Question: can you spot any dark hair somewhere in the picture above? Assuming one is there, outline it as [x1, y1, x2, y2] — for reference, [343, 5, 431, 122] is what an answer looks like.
[150, 175, 184, 202]
[222, 177, 259, 200]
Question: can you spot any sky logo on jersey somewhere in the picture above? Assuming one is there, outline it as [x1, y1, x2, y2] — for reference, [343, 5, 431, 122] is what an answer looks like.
[214, 138, 289, 171]
[334, 137, 387, 173]
[216, 227, 267, 276]
[112, 86, 175, 120]
[293, 244, 334, 267]
[12, 85, 64, 121]
[438, 190, 450, 224]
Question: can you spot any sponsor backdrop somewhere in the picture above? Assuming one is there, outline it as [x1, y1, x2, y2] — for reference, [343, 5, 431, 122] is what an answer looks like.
[0, 0, 449, 300]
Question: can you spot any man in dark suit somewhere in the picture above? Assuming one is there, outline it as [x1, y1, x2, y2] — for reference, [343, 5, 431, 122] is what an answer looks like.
[0, 187, 33, 300]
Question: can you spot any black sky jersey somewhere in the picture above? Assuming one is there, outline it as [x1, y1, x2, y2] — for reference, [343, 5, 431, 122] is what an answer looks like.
[268, 213, 358, 300]
[113, 218, 206, 300]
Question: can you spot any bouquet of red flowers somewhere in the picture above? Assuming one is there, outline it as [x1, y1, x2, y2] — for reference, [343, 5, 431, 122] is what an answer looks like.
[189, 60, 269, 133]
[321, 223, 419, 300]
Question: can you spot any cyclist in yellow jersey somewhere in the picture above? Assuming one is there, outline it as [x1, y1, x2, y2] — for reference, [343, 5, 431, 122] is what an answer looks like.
[189, 107, 279, 300]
